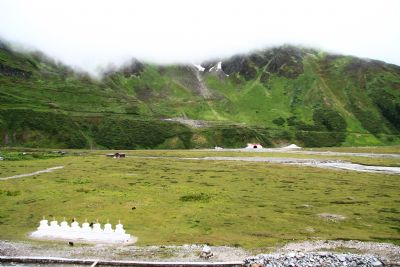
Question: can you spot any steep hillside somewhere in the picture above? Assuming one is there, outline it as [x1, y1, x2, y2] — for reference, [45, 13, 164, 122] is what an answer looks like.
[0, 41, 399, 149]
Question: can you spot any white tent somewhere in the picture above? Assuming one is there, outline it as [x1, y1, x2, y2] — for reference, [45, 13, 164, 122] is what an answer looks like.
[245, 143, 263, 149]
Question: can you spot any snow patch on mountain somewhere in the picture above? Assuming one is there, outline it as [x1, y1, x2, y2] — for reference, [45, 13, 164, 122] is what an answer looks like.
[193, 63, 205, 72]
[209, 61, 222, 72]
[209, 61, 229, 76]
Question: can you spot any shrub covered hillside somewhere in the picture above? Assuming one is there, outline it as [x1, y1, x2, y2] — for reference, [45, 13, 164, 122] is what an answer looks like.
[0, 41, 399, 149]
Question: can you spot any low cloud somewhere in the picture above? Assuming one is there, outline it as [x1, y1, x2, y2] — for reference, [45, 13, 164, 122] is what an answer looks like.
[0, 0, 399, 74]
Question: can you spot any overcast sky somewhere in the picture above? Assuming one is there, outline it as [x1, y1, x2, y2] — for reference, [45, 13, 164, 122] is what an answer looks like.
[0, 0, 399, 74]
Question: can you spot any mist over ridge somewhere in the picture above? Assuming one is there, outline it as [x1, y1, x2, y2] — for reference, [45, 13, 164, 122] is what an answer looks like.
[0, 0, 399, 75]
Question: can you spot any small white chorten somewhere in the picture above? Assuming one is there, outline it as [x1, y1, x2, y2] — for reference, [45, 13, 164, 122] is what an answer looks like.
[31, 217, 132, 243]
[104, 220, 114, 234]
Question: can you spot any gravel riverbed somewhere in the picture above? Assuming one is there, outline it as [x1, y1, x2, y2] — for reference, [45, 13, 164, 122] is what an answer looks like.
[245, 252, 384, 267]
[130, 156, 400, 174]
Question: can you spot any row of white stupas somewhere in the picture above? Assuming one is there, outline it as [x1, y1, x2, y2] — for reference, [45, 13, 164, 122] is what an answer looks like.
[30, 217, 132, 243]
[214, 143, 302, 150]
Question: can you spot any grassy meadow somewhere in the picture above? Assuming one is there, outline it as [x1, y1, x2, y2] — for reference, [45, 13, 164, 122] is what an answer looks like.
[0, 148, 399, 248]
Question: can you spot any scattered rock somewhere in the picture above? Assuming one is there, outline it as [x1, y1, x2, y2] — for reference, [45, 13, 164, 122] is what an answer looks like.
[297, 204, 313, 209]
[162, 118, 210, 128]
[0, 63, 32, 78]
[318, 213, 346, 221]
[338, 255, 346, 261]
[200, 245, 213, 259]
[278, 240, 400, 266]
[304, 227, 315, 233]
[371, 260, 383, 267]
[245, 252, 384, 267]
[287, 252, 296, 258]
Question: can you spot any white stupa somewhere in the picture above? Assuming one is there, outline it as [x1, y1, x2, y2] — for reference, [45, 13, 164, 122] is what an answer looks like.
[103, 220, 114, 234]
[82, 219, 91, 233]
[92, 220, 102, 233]
[38, 216, 49, 231]
[71, 218, 80, 233]
[60, 218, 70, 231]
[115, 220, 126, 235]
[31, 217, 133, 244]
[49, 217, 60, 231]
[281, 144, 302, 150]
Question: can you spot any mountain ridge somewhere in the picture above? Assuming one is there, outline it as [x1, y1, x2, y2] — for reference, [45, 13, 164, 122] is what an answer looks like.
[0, 40, 399, 149]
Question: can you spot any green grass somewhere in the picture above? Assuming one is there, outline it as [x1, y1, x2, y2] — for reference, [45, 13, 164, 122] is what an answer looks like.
[307, 145, 400, 154]
[0, 149, 399, 248]
[2, 44, 400, 149]
[0, 151, 63, 161]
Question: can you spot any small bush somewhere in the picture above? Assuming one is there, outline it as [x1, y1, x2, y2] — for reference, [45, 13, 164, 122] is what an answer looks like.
[0, 109, 87, 148]
[72, 178, 92, 184]
[295, 107, 347, 147]
[0, 151, 63, 161]
[352, 106, 383, 135]
[94, 118, 192, 149]
[371, 90, 400, 131]
[180, 193, 210, 202]
[76, 188, 90, 193]
[272, 117, 285, 126]
[0, 190, 20, 196]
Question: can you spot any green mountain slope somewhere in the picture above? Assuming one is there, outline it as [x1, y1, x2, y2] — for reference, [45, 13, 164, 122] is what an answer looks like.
[0, 41, 399, 149]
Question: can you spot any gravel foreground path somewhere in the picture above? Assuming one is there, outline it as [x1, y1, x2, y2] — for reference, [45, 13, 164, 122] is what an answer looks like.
[0, 166, 64, 180]
[0, 240, 399, 266]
